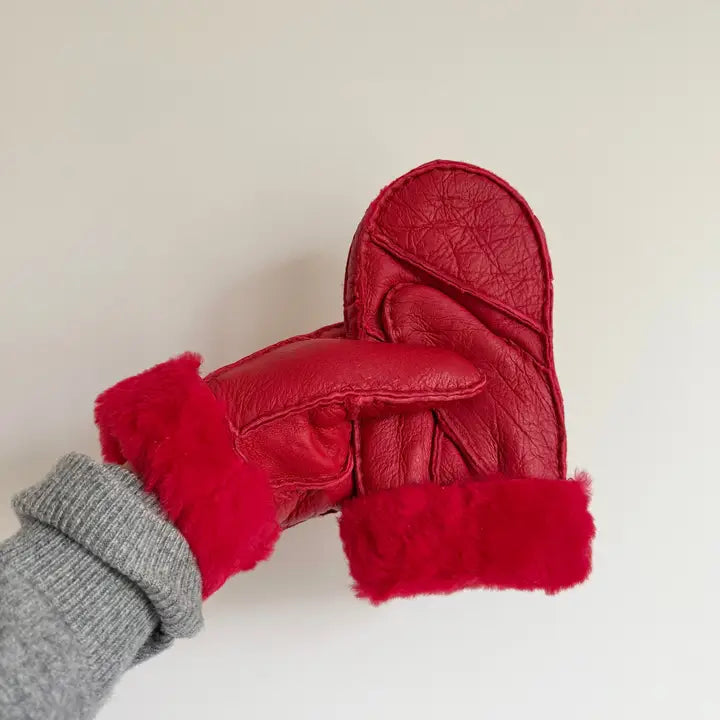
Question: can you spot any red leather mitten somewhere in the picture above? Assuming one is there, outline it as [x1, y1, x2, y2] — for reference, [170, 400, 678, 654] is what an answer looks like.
[95, 324, 485, 597]
[340, 160, 595, 603]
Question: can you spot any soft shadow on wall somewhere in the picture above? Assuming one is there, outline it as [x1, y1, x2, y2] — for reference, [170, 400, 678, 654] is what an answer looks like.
[204, 251, 346, 370]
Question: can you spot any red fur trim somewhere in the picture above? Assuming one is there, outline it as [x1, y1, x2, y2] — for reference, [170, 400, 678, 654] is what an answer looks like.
[339, 474, 594, 603]
[95, 353, 280, 597]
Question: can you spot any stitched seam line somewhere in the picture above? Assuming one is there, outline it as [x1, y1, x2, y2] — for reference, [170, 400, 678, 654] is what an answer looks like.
[229, 381, 486, 438]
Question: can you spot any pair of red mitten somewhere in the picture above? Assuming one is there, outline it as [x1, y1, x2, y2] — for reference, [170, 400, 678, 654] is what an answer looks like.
[95, 160, 595, 602]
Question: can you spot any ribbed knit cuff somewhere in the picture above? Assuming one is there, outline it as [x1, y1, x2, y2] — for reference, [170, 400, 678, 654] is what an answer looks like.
[5, 454, 203, 684]
[0, 519, 157, 694]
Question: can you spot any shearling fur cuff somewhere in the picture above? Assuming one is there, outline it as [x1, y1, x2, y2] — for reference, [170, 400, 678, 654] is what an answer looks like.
[339, 474, 594, 603]
[95, 353, 280, 597]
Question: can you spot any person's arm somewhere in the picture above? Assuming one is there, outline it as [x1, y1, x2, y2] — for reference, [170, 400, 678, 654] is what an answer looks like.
[0, 454, 203, 720]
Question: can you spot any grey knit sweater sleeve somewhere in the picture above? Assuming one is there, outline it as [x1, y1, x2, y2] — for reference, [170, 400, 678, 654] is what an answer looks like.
[0, 454, 204, 720]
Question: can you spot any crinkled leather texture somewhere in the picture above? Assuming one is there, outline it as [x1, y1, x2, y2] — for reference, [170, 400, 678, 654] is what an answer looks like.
[344, 159, 567, 492]
[203, 326, 485, 527]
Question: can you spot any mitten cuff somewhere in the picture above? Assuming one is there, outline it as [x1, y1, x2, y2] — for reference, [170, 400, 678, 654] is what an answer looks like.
[95, 353, 280, 597]
[339, 475, 594, 603]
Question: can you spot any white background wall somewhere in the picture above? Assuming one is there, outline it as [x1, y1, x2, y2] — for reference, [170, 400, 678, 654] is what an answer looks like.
[1, 2, 718, 718]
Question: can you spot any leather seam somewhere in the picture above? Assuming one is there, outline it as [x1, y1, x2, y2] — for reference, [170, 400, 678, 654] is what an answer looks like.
[269, 452, 353, 490]
[229, 381, 486, 438]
